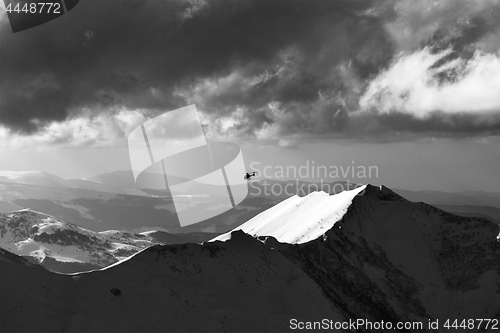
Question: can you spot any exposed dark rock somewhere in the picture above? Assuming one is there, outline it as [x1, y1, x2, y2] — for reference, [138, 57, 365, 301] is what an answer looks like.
[110, 288, 122, 297]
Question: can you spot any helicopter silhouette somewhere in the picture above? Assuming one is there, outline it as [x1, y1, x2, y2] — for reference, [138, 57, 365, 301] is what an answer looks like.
[244, 171, 257, 180]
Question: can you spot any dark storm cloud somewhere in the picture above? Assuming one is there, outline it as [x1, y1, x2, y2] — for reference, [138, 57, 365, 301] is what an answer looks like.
[1, 0, 499, 142]
[344, 112, 500, 142]
[214, 100, 500, 144]
[431, 4, 500, 52]
[0, 0, 375, 133]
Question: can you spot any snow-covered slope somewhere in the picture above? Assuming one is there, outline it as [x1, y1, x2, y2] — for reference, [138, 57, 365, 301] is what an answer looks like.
[211, 185, 367, 244]
[0, 209, 160, 271]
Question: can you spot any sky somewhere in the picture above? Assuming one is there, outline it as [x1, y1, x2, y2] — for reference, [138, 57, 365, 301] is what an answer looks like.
[0, 0, 499, 192]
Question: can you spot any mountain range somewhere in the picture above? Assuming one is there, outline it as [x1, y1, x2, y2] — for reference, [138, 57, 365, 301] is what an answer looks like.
[0, 170, 278, 234]
[0, 170, 498, 235]
[1, 184, 498, 332]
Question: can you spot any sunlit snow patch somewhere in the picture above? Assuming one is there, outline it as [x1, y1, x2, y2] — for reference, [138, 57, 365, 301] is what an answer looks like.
[210, 185, 366, 244]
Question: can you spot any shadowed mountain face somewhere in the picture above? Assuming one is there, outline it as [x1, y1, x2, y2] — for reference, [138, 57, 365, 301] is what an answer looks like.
[0, 247, 46, 270]
[1, 185, 499, 332]
[392, 188, 500, 225]
[279, 186, 500, 329]
[0, 233, 339, 333]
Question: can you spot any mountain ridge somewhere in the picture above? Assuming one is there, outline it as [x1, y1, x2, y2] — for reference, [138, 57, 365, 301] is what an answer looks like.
[1, 184, 498, 332]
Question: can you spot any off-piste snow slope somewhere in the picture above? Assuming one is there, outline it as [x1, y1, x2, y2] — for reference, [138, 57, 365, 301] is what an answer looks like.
[1, 185, 499, 333]
[211, 185, 366, 244]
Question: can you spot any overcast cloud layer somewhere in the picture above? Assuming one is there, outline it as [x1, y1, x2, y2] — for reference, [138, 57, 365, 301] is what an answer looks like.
[1, 0, 499, 147]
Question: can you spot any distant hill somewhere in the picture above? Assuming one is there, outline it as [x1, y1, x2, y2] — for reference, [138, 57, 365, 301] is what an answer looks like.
[0, 209, 158, 273]
[0, 199, 23, 213]
[393, 188, 500, 209]
[434, 204, 500, 225]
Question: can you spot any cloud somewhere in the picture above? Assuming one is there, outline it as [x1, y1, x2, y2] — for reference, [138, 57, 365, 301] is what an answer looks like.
[278, 138, 300, 149]
[381, 0, 500, 53]
[359, 48, 500, 117]
[1, 0, 499, 146]
[474, 26, 500, 55]
[0, 109, 148, 149]
[0, 0, 385, 134]
[180, 0, 208, 20]
[0, 2, 7, 24]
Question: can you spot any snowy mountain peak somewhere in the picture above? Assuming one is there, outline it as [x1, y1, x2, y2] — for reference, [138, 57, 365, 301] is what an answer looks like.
[0, 209, 159, 272]
[211, 185, 367, 244]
